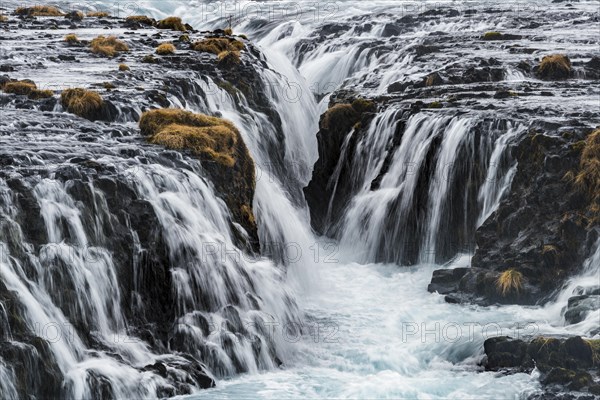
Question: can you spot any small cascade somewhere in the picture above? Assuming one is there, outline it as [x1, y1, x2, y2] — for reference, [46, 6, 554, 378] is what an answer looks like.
[0, 113, 305, 397]
[334, 110, 525, 265]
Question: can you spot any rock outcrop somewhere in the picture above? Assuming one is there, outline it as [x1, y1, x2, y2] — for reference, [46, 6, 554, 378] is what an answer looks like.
[484, 336, 600, 397]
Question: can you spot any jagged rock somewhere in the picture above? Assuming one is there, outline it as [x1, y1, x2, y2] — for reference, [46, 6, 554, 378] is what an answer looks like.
[304, 97, 377, 235]
[564, 295, 600, 324]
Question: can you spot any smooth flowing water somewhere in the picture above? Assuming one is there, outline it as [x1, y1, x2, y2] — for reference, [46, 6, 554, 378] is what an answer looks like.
[0, 0, 598, 399]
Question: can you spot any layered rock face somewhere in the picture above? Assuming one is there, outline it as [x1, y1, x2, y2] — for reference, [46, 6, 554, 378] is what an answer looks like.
[0, 10, 303, 399]
[302, 5, 600, 303]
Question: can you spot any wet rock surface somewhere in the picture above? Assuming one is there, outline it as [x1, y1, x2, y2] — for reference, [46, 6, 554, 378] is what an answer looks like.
[0, 11, 301, 399]
[484, 336, 600, 398]
[302, 4, 599, 297]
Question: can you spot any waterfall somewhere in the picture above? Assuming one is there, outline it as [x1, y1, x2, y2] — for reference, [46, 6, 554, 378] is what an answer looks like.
[0, 116, 305, 396]
[336, 110, 525, 264]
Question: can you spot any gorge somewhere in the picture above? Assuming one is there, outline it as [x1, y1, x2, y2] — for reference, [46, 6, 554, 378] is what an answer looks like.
[0, 1, 599, 399]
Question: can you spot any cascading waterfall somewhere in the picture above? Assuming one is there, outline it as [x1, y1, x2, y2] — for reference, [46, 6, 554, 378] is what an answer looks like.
[337, 110, 525, 264]
[0, 0, 598, 398]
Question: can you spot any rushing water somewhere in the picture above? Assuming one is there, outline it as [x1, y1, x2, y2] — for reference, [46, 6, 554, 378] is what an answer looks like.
[0, 0, 599, 399]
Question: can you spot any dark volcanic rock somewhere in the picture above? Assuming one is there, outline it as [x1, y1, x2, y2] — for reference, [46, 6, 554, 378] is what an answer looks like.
[430, 128, 600, 306]
[484, 336, 600, 396]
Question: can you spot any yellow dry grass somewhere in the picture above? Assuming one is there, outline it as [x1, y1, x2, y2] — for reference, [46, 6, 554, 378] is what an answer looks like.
[156, 43, 176, 55]
[15, 5, 64, 16]
[125, 15, 154, 25]
[496, 269, 523, 296]
[60, 88, 103, 119]
[64, 34, 79, 44]
[157, 16, 187, 31]
[217, 50, 241, 66]
[192, 38, 245, 55]
[90, 35, 129, 57]
[139, 109, 239, 167]
[118, 63, 130, 71]
[538, 54, 572, 79]
[87, 11, 110, 17]
[2, 80, 53, 99]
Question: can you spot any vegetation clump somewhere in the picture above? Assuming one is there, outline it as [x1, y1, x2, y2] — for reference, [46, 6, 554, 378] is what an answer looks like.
[65, 10, 84, 20]
[60, 88, 104, 120]
[139, 109, 243, 167]
[15, 6, 64, 17]
[321, 99, 377, 131]
[483, 31, 503, 40]
[0, 15, 8, 22]
[142, 55, 156, 64]
[1, 80, 53, 99]
[90, 35, 129, 57]
[351, 98, 376, 114]
[224, 27, 233, 35]
[64, 34, 79, 44]
[496, 269, 523, 296]
[425, 101, 443, 109]
[125, 15, 154, 26]
[156, 16, 187, 31]
[87, 11, 110, 17]
[217, 50, 241, 66]
[118, 63, 130, 71]
[572, 129, 600, 224]
[536, 54, 572, 80]
[192, 37, 245, 55]
[156, 43, 176, 55]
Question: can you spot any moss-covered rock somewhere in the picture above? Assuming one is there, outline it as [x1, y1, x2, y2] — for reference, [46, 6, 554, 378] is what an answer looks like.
[156, 43, 176, 55]
[304, 96, 378, 234]
[139, 109, 258, 248]
[192, 38, 245, 55]
[125, 15, 155, 26]
[1, 79, 54, 100]
[15, 5, 64, 17]
[157, 16, 187, 32]
[536, 54, 572, 80]
[90, 35, 129, 58]
[60, 88, 104, 120]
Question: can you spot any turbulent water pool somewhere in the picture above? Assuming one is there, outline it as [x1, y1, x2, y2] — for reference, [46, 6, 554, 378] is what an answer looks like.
[0, 0, 599, 399]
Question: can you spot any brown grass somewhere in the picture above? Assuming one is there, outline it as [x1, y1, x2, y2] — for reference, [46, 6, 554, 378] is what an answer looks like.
[156, 43, 176, 55]
[15, 6, 64, 16]
[192, 38, 245, 55]
[3, 80, 37, 95]
[496, 269, 523, 296]
[156, 16, 186, 31]
[139, 109, 239, 167]
[118, 63, 130, 71]
[87, 11, 110, 17]
[0, 15, 7, 22]
[322, 104, 359, 130]
[60, 88, 104, 120]
[90, 35, 129, 57]
[2, 80, 54, 99]
[28, 89, 53, 99]
[573, 129, 600, 224]
[482, 31, 502, 40]
[537, 54, 572, 79]
[125, 15, 154, 25]
[351, 98, 376, 114]
[217, 50, 241, 66]
[65, 34, 79, 44]
[224, 27, 233, 35]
